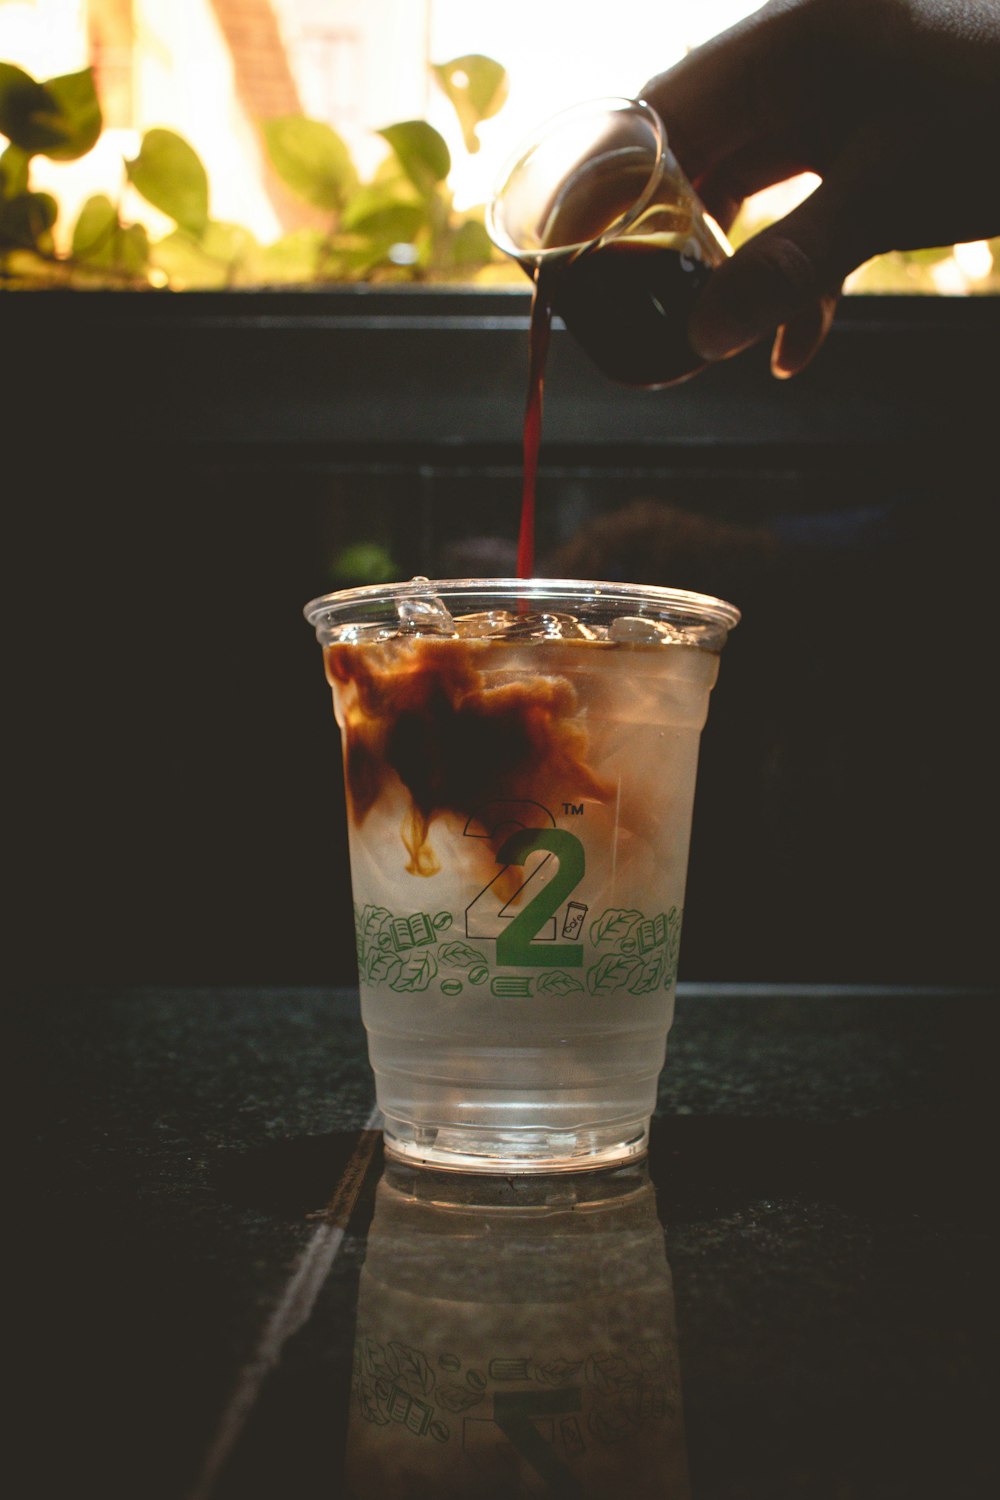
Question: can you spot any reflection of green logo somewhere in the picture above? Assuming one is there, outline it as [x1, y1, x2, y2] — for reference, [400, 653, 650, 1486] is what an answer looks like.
[353, 1329, 674, 1456]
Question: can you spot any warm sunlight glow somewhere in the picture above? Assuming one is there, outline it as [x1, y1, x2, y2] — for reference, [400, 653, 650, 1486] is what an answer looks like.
[1, 1, 994, 291]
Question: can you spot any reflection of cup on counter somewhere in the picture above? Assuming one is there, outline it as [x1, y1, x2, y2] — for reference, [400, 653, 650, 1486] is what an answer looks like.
[344, 1161, 690, 1498]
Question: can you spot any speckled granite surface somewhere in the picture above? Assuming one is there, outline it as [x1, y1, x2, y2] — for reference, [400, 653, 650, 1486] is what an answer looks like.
[11, 986, 996, 1500]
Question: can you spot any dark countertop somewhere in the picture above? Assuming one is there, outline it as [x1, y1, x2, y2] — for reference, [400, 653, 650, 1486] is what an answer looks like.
[12, 985, 997, 1500]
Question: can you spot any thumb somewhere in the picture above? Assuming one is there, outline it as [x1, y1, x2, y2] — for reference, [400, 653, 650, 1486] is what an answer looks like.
[689, 172, 878, 368]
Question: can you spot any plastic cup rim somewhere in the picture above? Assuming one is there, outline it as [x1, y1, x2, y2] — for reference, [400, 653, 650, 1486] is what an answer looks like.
[303, 575, 741, 632]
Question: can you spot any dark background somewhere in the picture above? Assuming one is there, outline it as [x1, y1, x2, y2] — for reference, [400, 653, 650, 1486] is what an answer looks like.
[7, 288, 997, 987]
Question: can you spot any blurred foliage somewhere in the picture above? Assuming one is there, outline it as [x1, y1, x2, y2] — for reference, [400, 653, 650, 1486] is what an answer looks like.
[0, 52, 510, 288]
[328, 540, 399, 586]
[1, 51, 996, 294]
[727, 198, 999, 296]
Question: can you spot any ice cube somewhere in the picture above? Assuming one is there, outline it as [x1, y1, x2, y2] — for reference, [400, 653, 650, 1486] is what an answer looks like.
[504, 610, 600, 640]
[396, 581, 458, 637]
[336, 621, 400, 644]
[609, 615, 686, 644]
[454, 610, 517, 638]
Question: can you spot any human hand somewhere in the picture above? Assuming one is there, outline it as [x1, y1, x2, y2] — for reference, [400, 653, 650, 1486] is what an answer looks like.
[641, 0, 1000, 376]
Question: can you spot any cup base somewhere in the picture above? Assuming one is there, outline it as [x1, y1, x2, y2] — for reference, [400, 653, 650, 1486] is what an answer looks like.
[382, 1117, 650, 1175]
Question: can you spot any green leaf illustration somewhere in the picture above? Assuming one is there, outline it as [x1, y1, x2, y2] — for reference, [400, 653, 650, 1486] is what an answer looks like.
[358, 1381, 389, 1426]
[537, 970, 584, 996]
[385, 1341, 435, 1395]
[379, 120, 450, 198]
[262, 116, 358, 212]
[357, 904, 392, 952]
[390, 949, 438, 992]
[586, 955, 640, 995]
[590, 909, 642, 948]
[439, 940, 488, 970]
[585, 1351, 633, 1395]
[367, 947, 401, 985]
[664, 907, 682, 962]
[432, 54, 508, 154]
[530, 1358, 582, 1385]
[362, 1335, 389, 1376]
[628, 953, 665, 995]
[127, 128, 209, 238]
[436, 1384, 484, 1413]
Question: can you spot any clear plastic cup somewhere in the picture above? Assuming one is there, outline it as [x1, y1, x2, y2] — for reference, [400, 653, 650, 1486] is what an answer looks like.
[304, 577, 739, 1173]
[487, 96, 732, 386]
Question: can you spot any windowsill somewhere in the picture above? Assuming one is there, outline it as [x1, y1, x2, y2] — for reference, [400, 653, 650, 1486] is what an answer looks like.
[3, 288, 995, 457]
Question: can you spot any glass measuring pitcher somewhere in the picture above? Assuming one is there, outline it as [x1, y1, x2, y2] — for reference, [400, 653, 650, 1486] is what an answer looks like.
[487, 96, 732, 387]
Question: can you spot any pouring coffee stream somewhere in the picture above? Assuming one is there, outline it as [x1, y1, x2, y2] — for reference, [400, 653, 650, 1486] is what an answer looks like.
[516, 278, 551, 579]
[487, 96, 732, 577]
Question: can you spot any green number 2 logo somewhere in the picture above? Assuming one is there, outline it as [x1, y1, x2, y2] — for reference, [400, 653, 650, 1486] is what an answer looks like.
[494, 828, 585, 969]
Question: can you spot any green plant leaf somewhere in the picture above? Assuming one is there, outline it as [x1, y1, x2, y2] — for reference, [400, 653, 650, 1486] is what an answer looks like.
[41, 69, 102, 160]
[372, 153, 418, 191]
[341, 180, 425, 234]
[0, 143, 29, 198]
[71, 193, 149, 276]
[341, 193, 426, 245]
[0, 62, 40, 145]
[150, 220, 256, 288]
[0, 188, 56, 249]
[329, 541, 398, 584]
[379, 120, 450, 197]
[0, 63, 100, 160]
[898, 245, 954, 267]
[432, 54, 508, 154]
[324, 224, 429, 279]
[71, 192, 115, 254]
[127, 128, 209, 237]
[437, 217, 494, 272]
[252, 227, 326, 285]
[262, 116, 358, 211]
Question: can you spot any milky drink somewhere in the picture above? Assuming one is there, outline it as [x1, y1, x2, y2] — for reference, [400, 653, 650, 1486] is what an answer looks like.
[306, 579, 739, 1173]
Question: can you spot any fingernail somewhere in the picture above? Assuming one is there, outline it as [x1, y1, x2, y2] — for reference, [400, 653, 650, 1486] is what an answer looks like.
[770, 294, 837, 379]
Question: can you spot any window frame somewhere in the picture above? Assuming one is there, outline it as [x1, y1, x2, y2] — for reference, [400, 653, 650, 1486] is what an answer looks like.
[3, 288, 994, 483]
